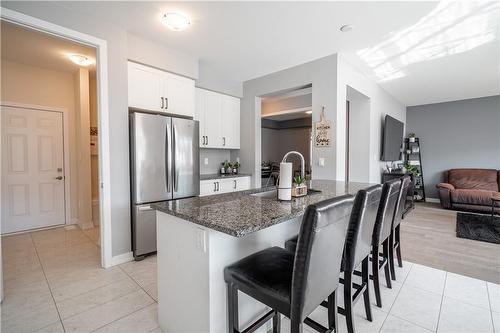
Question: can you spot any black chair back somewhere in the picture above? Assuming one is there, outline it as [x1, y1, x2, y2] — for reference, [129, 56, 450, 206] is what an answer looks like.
[393, 176, 412, 227]
[373, 179, 401, 245]
[344, 185, 382, 272]
[290, 195, 354, 322]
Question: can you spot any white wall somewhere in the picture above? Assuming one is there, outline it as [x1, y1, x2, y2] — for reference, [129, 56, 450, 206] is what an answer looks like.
[1, 60, 80, 221]
[337, 55, 406, 183]
[347, 87, 370, 182]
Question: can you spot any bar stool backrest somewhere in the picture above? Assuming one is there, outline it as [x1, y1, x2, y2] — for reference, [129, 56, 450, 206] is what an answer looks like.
[373, 179, 401, 245]
[290, 195, 354, 322]
[393, 175, 412, 228]
[344, 185, 383, 272]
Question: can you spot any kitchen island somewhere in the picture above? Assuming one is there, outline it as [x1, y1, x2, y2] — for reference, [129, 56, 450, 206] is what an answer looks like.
[152, 180, 373, 333]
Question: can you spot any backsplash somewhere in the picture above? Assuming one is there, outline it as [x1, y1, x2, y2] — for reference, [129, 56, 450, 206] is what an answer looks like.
[200, 149, 231, 174]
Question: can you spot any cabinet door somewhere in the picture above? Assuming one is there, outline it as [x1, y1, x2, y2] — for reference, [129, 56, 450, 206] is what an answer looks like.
[221, 95, 240, 149]
[203, 90, 222, 148]
[234, 177, 251, 191]
[218, 178, 236, 194]
[128, 62, 163, 112]
[164, 74, 195, 118]
[195, 89, 206, 147]
[200, 180, 217, 197]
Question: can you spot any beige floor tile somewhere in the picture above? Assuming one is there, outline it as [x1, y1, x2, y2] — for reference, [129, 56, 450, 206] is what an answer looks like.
[120, 260, 157, 287]
[3, 259, 43, 281]
[62, 289, 154, 332]
[3, 267, 47, 290]
[143, 282, 158, 302]
[34, 321, 65, 333]
[1, 290, 54, 322]
[437, 297, 494, 333]
[94, 303, 159, 333]
[56, 277, 140, 319]
[1, 300, 60, 333]
[148, 328, 164, 333]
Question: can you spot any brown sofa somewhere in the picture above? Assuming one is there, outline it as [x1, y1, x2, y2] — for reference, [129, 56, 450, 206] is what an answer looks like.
[436, 168, 500, 213]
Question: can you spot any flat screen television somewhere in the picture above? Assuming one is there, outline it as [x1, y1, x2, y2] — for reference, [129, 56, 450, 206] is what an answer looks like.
[381, 115, 404, 161]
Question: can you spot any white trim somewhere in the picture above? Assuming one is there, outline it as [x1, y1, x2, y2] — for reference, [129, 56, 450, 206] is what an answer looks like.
[1, 8, 113, 268]
[261, 106, 312, 118]
[70, 218, 79, 225]
[109, 251, 134, 266]
[426, 197, 440, 203]
[0, 101, 72, 227]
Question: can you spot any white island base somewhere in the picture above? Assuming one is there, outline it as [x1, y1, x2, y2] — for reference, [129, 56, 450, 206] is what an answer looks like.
[157, 211, 300, 333]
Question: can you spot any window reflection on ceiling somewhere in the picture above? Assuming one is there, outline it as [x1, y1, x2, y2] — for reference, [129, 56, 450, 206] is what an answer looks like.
[357, 1, 500, 82]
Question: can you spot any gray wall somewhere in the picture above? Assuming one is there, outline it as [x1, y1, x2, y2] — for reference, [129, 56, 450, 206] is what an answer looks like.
[406, 95, 500, 198]
[241, 54, 338, 187]
[261, 127, 311, 173]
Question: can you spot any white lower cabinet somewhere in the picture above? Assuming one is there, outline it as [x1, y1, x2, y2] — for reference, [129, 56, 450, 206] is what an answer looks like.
[199, 176, 251, 197]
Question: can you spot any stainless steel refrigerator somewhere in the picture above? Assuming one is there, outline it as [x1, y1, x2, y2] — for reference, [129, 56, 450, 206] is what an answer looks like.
[130, 111, 199, 259]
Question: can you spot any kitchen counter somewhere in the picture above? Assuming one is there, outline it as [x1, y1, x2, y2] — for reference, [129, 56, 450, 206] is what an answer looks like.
[154, 179, 375, 333]
[199, 173, 251, 181]
[152, 179, 373, 237]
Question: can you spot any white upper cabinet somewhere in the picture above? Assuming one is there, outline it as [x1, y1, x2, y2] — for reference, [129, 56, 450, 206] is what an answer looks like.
[128, 61, 195, 118]
[196, 88, 240, 149]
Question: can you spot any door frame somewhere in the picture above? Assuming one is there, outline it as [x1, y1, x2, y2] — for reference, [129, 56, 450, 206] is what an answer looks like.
[0, 8, 113, 268]
[1, 102, 71, 227]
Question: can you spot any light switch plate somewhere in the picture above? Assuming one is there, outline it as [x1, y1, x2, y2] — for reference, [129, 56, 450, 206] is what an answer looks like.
[204, 157, 208, 165]
[319, 158, 325, 167]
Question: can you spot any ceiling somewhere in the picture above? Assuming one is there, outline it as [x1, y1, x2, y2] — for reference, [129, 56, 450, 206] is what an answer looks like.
[7, 1, 499, 105]
[1, 21, 96, 73]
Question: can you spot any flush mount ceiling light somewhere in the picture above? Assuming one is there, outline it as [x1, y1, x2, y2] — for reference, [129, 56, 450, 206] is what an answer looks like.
[161, 12, 191, 31]
[305, 110, 312, 114]
[68, 54, 94, 66]
[340, 24, 354, 32]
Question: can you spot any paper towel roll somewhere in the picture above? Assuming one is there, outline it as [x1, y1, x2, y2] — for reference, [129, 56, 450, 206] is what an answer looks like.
[278, 162, 292, 201]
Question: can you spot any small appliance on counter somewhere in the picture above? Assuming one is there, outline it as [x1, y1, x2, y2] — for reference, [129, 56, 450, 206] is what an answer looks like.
[130, 111, 199, 260]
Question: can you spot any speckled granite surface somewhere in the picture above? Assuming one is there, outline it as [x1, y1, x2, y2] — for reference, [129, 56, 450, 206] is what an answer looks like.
[151, 180, 374, 237]
[200, 173, 251, 181]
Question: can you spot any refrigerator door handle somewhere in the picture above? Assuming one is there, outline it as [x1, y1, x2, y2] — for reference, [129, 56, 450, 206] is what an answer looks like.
[165, 122, 171, 192]
[173, 124, 178, 192]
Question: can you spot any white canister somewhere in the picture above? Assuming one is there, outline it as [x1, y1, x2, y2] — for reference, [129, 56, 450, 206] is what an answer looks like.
[278, 162, 292, 201]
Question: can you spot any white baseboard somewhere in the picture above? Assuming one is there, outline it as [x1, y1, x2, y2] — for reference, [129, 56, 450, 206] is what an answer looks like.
[78, 221, 95, 230]
[70, 218, 79, 225]
[108, 251, 134, 267]
[425, 198, 440, 203]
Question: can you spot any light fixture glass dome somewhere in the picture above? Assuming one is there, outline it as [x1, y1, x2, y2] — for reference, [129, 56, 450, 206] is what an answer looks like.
[161, 12, 191, 31]
[68, 54, 94, 66]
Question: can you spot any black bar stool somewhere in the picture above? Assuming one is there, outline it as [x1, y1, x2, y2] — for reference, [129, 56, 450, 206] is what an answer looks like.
[224, 195, 355, 333]
[371, 178, 401, 307]
[389, 175, 412, 279]
[285, 185, 382, 333]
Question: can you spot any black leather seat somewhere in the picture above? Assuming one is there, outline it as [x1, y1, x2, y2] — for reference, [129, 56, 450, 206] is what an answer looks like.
[285, 185, 382, 333]
[389, 175, 412, 279]
[224, 195, 355, 333]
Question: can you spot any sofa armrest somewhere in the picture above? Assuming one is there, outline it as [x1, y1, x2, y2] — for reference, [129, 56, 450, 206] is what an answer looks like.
[436, 183, 453, 208]
[436, 183, 455, 190]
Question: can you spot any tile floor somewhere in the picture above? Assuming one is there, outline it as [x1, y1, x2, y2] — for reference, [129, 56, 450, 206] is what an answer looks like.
[1, 225, 499, 333]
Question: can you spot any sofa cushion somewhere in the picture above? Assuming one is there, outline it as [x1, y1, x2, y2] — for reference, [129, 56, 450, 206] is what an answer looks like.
[448, 169, 499, 191]
[451, 189, 497, 206]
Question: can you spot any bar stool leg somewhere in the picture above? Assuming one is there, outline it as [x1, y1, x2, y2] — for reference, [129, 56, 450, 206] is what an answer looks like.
[344, 271, 356, 333]
[362, 257, 372, 322]
[388, 232, 396, 281]
[328, 291, 338, 333]
[272, 311, 281, 333]
[372, 244, 382, 308]
[395, 225, 403, 268]
[382, 240, 393, 288]
[227, 283, 239, 333]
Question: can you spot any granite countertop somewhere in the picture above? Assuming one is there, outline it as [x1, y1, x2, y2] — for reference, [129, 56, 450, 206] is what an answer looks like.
[151, 180, 375, 237]
[200, 173, 252, 181]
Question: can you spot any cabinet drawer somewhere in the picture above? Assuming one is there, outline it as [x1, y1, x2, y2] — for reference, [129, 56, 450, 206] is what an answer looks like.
[199, 176, 251, 197]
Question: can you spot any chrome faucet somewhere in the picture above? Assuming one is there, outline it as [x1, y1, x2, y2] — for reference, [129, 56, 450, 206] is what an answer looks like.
[282, 151, 305, 179]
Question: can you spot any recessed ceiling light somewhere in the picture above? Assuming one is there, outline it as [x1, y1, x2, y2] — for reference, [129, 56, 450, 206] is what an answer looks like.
[340, 24, 354, 32]
[161, 12, 191, 31]
[305, 110, 312, 114]
[68, 54, 94, 66]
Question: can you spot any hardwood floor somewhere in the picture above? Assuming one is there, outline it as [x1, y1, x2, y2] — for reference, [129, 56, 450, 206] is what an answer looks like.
[401, 202, 500, 284]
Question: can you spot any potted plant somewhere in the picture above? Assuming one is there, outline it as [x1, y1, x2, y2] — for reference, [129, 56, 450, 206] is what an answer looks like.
[291, 175, 308, 197]
[404, 163, 420, 177]
[232, 162, 240, 174]
[221, 161, 231, 174]
[408, 133, 416, 142]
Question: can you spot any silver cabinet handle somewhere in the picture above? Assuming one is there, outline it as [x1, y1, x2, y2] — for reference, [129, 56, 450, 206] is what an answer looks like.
[233, 180, 237, 189]
[55, 176, 63, 180]
[217, 182, 219, 191]
[173, 124, 178, 192]
[223, 137, 226, 146]
[214, 182, 217, 192]
[161, 97, 164, 109]
[165, 97, 169, 110]
[206, 136, 208, 146]
[203, 136, 207, 145]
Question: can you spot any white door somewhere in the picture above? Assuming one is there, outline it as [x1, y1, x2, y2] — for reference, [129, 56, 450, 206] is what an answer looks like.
[128, 62, 163, 112]
[164, 74, 195, 118]
[1, 106, 65, 233]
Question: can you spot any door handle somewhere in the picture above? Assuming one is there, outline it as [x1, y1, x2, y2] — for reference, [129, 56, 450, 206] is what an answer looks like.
[55, 176, 63, 180]
[203, 136, 206, 146]
[166, 123, 171, 192]
[161, 97, 164, 109]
